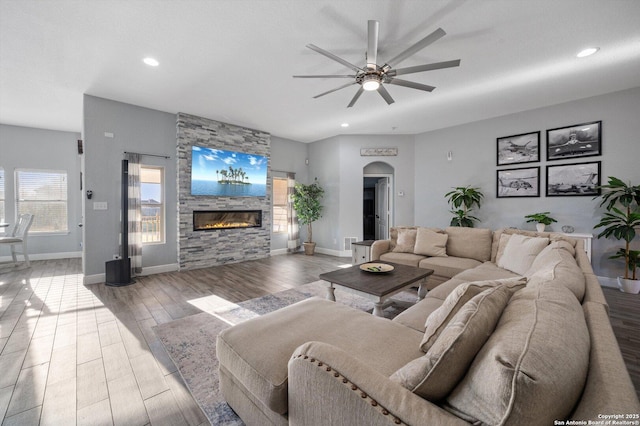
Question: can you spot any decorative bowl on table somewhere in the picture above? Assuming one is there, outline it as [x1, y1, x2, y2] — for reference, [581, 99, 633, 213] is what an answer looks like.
[359, 263, 394, 273]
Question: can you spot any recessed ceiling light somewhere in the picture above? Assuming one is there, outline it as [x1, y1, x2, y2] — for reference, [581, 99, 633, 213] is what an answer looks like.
[341, 123, 349, 128]
[143, 57, 159, 66]
[577, 48, 599, 58]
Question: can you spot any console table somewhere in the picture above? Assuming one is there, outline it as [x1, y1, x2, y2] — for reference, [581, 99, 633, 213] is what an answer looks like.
[352, 240, 374, 265]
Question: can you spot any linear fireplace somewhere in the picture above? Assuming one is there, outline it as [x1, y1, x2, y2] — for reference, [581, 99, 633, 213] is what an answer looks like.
[193, 210, 263, 231]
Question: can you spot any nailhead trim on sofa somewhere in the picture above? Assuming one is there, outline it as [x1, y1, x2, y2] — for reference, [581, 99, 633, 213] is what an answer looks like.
[293, 354, 405, 425]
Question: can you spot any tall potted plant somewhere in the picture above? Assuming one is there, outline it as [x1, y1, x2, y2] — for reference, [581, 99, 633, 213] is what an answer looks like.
[524, 212, 557, 232]
[593, 176, 640, 293]
[292, 179, 324, 255]
[445, 186, 484, 228]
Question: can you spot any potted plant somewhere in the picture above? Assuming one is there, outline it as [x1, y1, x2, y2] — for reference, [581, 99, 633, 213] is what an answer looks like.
[445, 186, 484, 228]
[292, 179, 324, 255]
[524, 212, 557, 232]
[593, 176, 640, 294]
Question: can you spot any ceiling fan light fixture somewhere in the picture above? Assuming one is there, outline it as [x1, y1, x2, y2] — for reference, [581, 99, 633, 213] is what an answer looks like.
[362, 74, 381, 91]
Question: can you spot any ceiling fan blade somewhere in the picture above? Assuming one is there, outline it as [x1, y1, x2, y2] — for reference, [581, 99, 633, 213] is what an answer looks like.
[306, 44, 362, 73]
[293, 75, 356, 78]
[387, 78, 435, 92]
[385, 27, 447, 68]
[347, 87, 364, 108]
[377, 85, 395, 105]
[367, 20, 379, 69]
[313, 82, 357, 99]
[389, 59, 461, 77]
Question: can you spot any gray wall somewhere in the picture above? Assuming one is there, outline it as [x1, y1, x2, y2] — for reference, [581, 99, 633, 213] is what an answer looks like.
[270, 135, 309, 252]
[413, 86, 640, 277]
[0, 124, 82, 257]
[83, 95, 177, 280]
[308, 134, 416, 253]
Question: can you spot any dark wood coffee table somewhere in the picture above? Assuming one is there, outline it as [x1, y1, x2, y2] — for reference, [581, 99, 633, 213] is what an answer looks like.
[319, 262, 434, 317]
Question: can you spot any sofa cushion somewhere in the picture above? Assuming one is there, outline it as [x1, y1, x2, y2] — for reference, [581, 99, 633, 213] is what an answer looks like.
[444, 283, 590, 425]
[414, 227, 448, 257]
[526, 244, 586, 302]
[392, 284, 517, 401]
[216, 298, 424, 415]
[491, 228, 578, 262]
[418, 256, 482, 281]
[453, 261, 522, 283]
[380, 252, 426, 267]
[392, 297, 446, 332]
[393, 228, 418, 253]
[497, 233, 549, 275]
[445, 227, 493, 262]
[390, 226, 443, 251]
[420, 277, 526, 352]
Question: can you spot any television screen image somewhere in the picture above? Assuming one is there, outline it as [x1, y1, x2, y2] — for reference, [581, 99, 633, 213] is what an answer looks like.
[191, 146, 267, 197]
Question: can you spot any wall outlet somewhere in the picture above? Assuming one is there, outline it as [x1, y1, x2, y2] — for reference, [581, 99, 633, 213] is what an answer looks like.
[113, 254, 121, 260]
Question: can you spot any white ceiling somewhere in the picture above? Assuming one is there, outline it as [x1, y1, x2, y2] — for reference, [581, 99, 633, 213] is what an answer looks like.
[1, 0, 639, 143]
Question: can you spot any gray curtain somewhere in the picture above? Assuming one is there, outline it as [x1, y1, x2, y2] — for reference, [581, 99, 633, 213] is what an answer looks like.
[125, 153, 143, 276]
[286, 172, 300, 253]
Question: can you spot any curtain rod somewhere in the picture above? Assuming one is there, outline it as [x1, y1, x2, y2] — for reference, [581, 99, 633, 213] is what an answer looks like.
[124, 151, 171, 159]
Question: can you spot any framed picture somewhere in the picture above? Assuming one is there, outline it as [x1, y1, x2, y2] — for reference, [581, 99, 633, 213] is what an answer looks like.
[497, 166, 540, 198]
[546, 161, 601, 197]
[496, 131, 540, 165]
[546, 120, 601, 161]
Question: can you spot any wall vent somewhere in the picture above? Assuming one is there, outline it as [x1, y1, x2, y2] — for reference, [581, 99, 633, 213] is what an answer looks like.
[344, 237, 358, 251]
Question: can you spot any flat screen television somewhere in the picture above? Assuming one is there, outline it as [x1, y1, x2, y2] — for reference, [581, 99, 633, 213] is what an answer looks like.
[191, 146, 267, 197]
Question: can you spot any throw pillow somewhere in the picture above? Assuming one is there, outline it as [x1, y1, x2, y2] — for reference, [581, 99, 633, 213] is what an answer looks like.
[414, 228, 448, 257]
[497, 233, 549, 275]
[443, 283, 590, 425]
[392, 228, 418, 253]
[420, 277, 526, 352]
[391, 284, 516, 401]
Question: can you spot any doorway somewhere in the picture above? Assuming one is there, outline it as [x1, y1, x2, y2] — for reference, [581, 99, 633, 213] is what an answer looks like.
[363, 174, 392, 241]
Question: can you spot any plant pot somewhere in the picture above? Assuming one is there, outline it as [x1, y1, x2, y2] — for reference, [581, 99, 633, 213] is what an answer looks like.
[536, 223, 546, 232]
[617, 276, 640, 294]
[303, 242, 316, 256]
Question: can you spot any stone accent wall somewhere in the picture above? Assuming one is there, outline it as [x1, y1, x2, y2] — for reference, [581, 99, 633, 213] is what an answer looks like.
[177, 113, 271, 270]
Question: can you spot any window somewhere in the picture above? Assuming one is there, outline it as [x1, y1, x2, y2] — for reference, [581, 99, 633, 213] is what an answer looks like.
[141, 166, 164, 244]
[15, 169, 68, 233]
[273, 177, 288, 233]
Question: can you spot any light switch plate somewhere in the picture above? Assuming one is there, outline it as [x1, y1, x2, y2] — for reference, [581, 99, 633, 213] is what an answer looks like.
[93, 201, 108, 210]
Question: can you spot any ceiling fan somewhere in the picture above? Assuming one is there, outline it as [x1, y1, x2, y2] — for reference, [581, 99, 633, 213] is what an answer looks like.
[294, 20, 461, 107]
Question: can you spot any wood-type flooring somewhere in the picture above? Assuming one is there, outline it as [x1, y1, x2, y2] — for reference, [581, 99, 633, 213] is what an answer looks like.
[0, 255, 638, 425]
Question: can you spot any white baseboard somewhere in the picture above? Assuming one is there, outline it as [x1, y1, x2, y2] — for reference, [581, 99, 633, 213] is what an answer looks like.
[597, 275, 619, 289]
[0, 251, 81, 263]
[270, 248, 288, 256]
[84, 263, 179, 285]
[314, 247, 352, 258]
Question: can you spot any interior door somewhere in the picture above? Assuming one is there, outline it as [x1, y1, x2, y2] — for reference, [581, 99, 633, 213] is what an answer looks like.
[375, 178, 389, 240]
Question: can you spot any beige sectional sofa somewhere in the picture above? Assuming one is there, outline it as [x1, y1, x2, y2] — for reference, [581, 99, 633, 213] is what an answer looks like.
[216, 227, 640, 426]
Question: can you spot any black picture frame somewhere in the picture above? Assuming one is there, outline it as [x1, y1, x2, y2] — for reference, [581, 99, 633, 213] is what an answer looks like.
[546, 161, 601, 197]
[546, 120, 601, 161]
[496, 131, 540, 166]
[497, 166, 540, 198]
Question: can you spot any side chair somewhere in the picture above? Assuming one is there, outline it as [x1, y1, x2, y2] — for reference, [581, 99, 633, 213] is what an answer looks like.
[0, 213, 35, 267]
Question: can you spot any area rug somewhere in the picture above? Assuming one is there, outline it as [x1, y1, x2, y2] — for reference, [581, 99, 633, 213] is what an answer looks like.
[153, 280, 418, 425]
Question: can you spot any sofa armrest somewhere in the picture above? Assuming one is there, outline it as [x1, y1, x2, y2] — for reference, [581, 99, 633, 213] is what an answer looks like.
[371, 240, 391, 261]
[288, 341, 468, 426]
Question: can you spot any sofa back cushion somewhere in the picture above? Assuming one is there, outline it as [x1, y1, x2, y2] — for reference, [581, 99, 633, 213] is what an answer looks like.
[526, 242, 586, 302]
[389, 226, 443, 251]
[420, 277, 526, 352]
[444, 283, 590, 425]
[497, 233, 549, 275]
[445, 227, 493, 262]
[414, 227, 448, 257]
[390, 284, 517, 401]
[491, 228, 578, 262]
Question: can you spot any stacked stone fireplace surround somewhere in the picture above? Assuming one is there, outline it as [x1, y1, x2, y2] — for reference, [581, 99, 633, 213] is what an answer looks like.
[177, 113, 271, 270]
